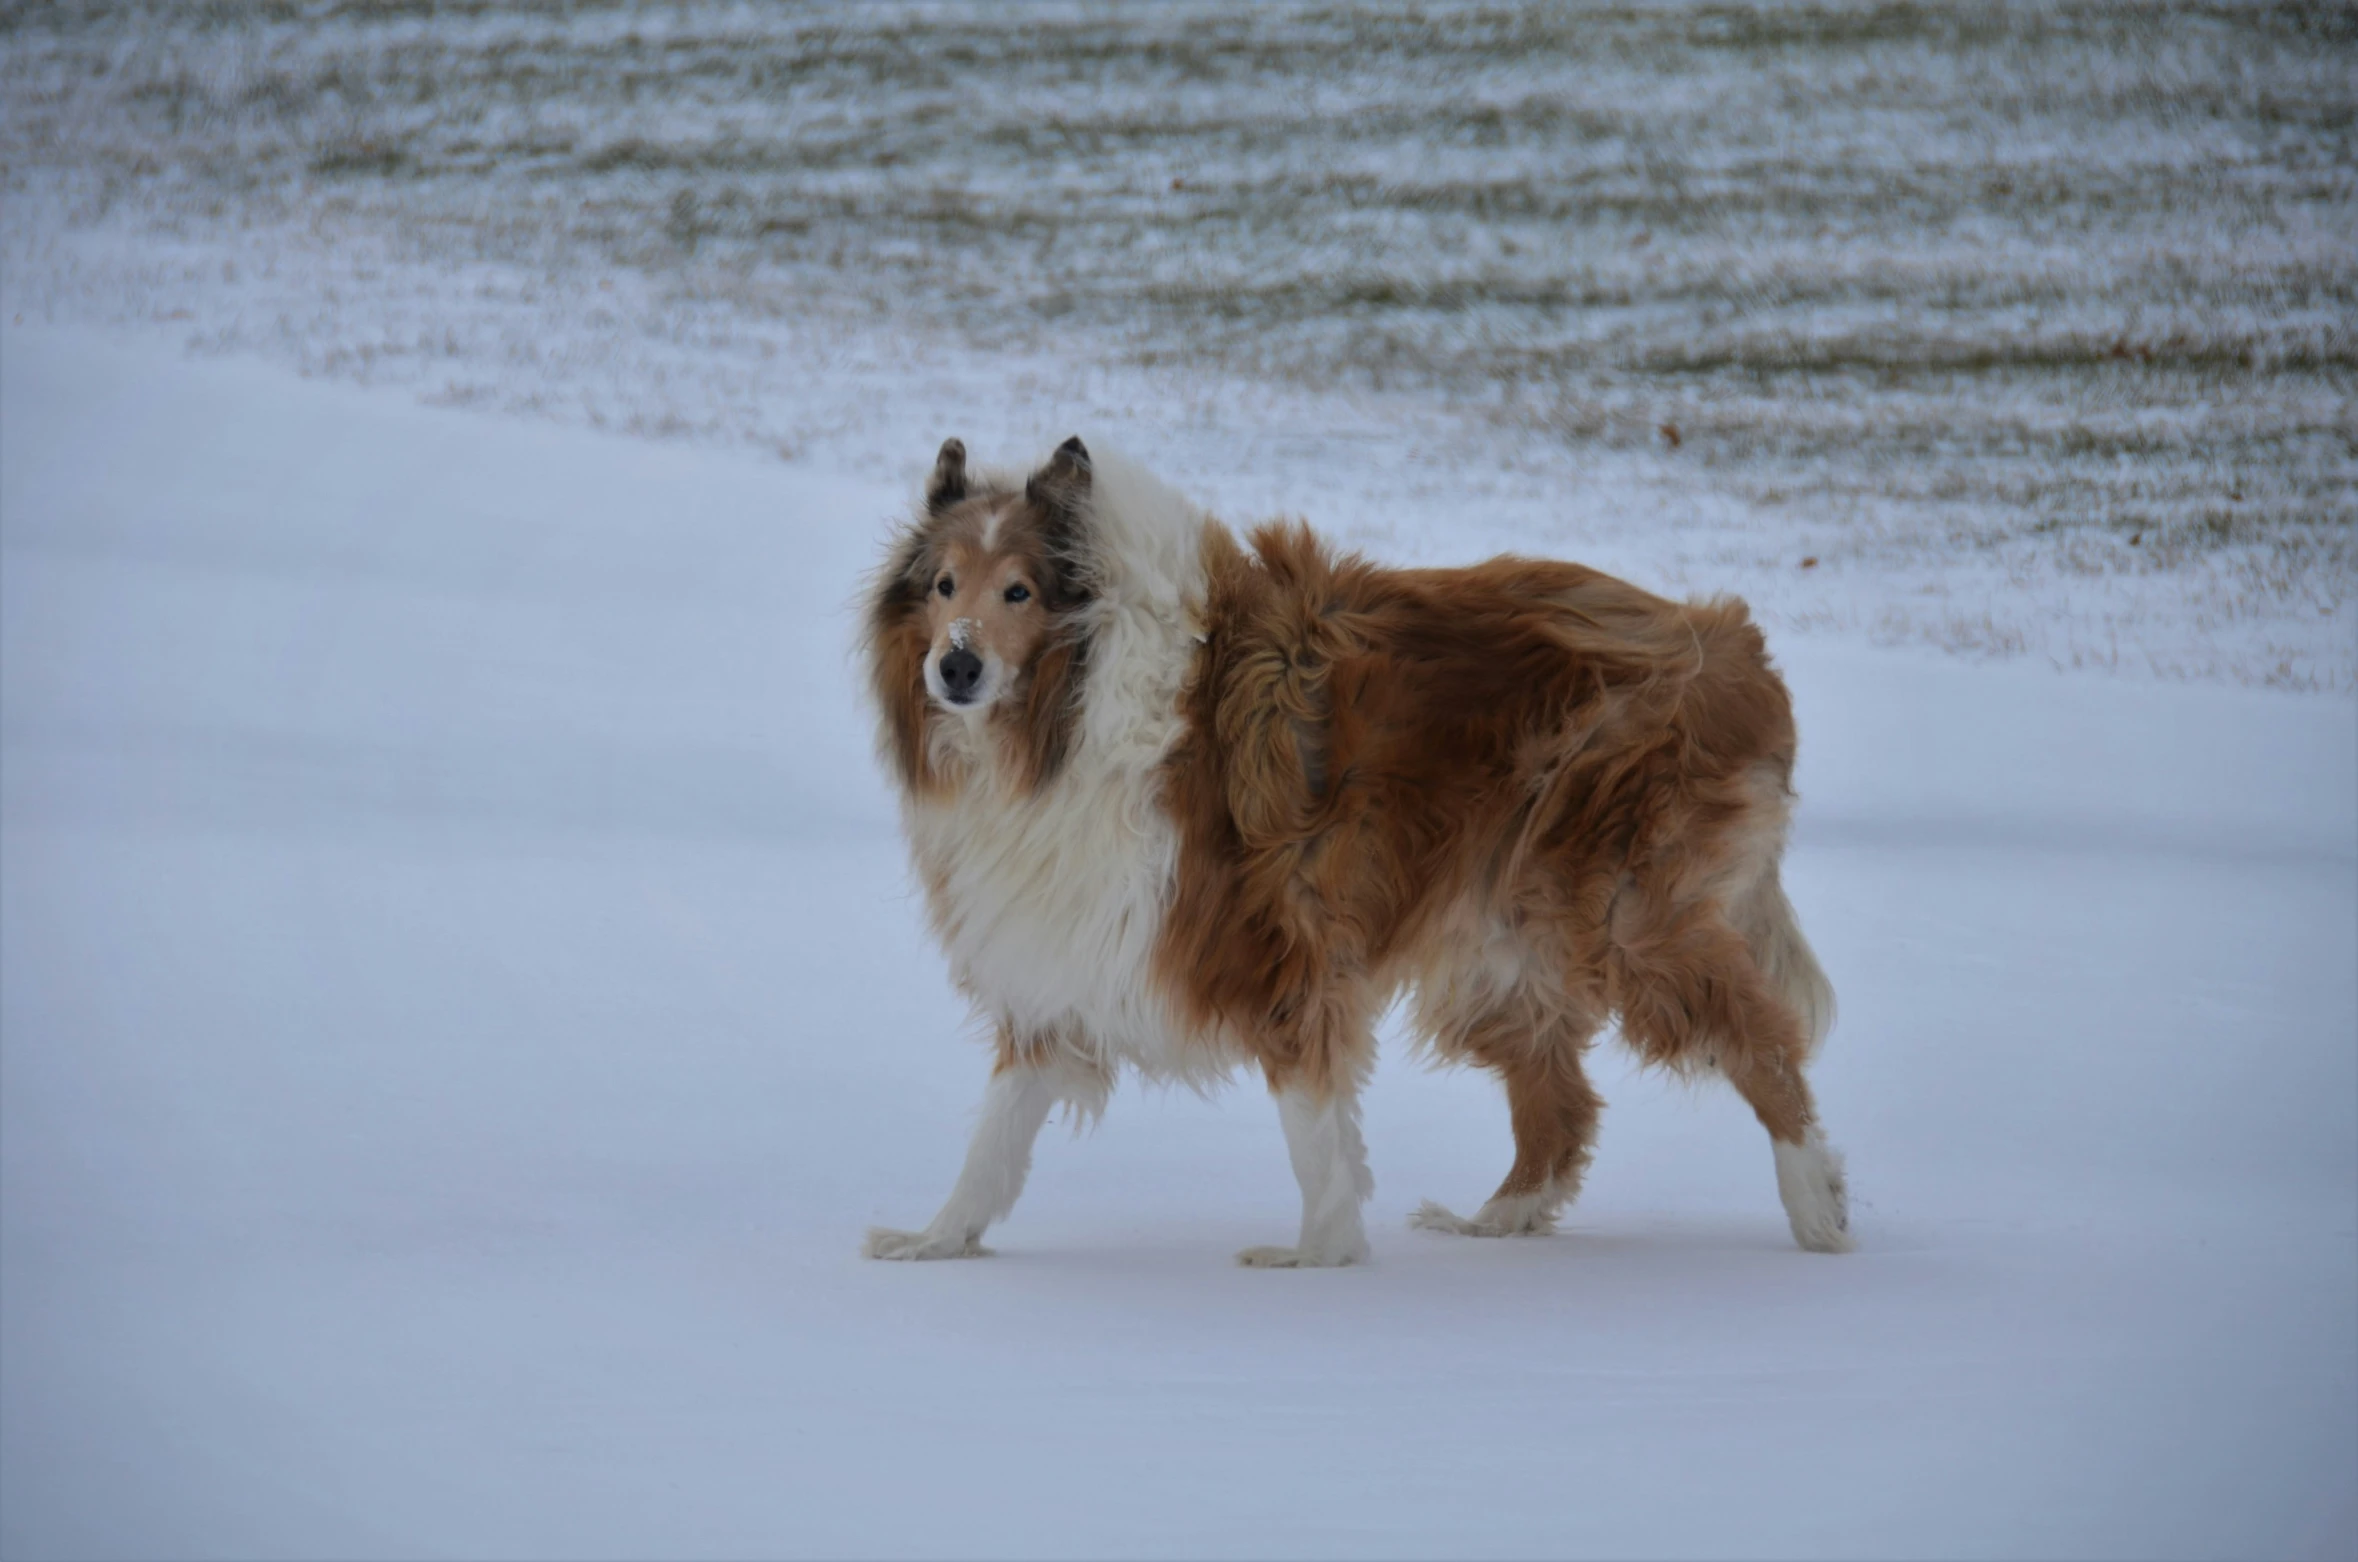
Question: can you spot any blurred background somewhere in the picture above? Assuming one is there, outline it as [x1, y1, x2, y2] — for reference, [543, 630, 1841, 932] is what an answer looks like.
[4, 0, 2353, 684]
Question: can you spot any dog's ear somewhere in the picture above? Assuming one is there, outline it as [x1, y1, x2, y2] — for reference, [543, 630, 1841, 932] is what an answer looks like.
[1026, 435, 1091, 512]
[926, 438, 969, 514]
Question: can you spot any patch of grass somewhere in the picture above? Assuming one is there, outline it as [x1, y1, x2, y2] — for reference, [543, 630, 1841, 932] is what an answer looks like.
[5, 0, 2353, 680]
[310, 135, 410, 177]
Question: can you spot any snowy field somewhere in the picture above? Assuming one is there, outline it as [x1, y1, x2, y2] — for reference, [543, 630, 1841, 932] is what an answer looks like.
[3, 1, 2356, 1556]
[1, 0, 2353, 686]
[3, 323, 2354, 1559]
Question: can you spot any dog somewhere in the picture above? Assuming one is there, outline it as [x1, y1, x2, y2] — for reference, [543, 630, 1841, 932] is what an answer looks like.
[860, 436, 1850, 1266]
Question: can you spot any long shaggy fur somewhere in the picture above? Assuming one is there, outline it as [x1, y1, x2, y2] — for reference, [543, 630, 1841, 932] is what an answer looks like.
[861, 439, 1851, 1265]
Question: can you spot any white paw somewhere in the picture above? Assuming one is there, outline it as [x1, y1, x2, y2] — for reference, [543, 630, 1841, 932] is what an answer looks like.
[1235, 1238, 1368, 1269]
[1791, 1213, 1853, 1253]
[862, 1225, 989, 1261]
[1774, 1135, 1855, 1254]
[1408, 1195, 1559, 1237]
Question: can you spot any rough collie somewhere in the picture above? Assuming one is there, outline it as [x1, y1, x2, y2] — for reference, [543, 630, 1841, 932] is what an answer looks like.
[860, 436, 1850, 1266]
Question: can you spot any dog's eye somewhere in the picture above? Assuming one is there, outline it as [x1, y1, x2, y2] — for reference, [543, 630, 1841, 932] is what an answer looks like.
[1003, 583, 1031, 605]
[936, 576, 955, 598]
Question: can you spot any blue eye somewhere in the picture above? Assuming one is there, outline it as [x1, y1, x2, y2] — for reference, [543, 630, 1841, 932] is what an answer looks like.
[1004, 583, 1031, 605]
[936, 576, 954, 598]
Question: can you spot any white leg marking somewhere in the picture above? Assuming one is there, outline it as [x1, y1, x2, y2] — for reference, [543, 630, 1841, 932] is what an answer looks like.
[864, 1064, 1062, 1260]
[1773, 1129, 1854, 1253]
[1237, 1083, 1373, 1268]
[1409, 1186, 1562, 1237]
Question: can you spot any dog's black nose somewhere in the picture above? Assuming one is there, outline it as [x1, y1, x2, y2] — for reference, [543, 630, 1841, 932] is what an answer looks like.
[939, 648, 983, 702]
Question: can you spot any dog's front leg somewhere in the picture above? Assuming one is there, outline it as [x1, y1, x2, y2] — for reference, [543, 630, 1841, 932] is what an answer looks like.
[863, 1061, 1063, 1260]
[1237, 1078, 1374, 1268]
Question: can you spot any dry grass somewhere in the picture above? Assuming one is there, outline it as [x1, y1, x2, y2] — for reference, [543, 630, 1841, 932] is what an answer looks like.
[2, 0, 2351, 684]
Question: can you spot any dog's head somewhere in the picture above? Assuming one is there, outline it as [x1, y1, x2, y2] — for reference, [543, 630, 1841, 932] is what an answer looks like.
[865, 436, 1097, 794]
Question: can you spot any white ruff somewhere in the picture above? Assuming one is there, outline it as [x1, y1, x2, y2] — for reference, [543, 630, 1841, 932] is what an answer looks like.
[903, 448, 1221, 1085]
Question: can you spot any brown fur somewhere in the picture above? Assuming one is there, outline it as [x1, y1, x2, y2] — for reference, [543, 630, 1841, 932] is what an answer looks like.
[1154, 521, 1825, 1211]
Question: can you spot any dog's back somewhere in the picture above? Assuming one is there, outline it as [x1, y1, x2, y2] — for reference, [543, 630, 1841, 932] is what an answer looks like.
[1161, 521, 1805, 1024]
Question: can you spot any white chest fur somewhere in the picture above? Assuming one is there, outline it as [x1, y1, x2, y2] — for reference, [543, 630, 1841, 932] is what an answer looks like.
[906, 751, 1193, 1075]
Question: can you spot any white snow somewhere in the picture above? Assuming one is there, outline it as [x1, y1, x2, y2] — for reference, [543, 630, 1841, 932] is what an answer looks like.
[3, 322, 2354, 1559]
[4, 0, 2351, 690]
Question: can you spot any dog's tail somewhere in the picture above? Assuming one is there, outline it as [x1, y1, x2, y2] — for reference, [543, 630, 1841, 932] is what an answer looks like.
[1734, 866, 1836, 1057]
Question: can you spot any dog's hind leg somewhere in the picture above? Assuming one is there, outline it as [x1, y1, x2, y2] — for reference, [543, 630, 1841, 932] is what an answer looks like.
[863, 1041, 1105, 1261]
[1412, 1013, 1603, 1238]
[1731, 864, 1836, 1057]
[1742, 1059, 1852, 1256]
[1611, 903, 1852, 1252]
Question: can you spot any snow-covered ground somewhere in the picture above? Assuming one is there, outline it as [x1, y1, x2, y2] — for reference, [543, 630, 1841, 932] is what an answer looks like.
[3, 0, 2352, 688]
[3, 323, 2353, 1559]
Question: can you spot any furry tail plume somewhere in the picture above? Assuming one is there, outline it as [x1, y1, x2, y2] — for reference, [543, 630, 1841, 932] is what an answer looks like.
[1736, 868, 1836, 1055]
